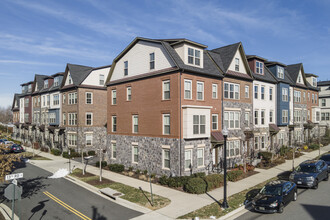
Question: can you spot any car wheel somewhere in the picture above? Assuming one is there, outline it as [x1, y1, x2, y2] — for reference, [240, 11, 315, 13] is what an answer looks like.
[325, 173, 329, 181]
[293, 191, 297, 201]
[313, 180, 318, 189]
[278, 203, 284, 213]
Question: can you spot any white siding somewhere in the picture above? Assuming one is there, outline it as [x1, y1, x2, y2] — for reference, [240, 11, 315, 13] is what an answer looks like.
[19, 97, 25, 123]
[81, 67, 110, 86]
[228, 49, 248, 74]
[110, 41, 175, 82]
[182, 106, 211, 139]
[49, 91, 61, 109]
[173, 43, 204, 68]
[253, 80, 277, 127]
[64, 71, 73, 86]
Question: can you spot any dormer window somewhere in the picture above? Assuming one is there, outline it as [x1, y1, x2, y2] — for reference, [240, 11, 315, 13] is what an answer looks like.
[54, 77, 59, 87]
[28, 84, 32, 92]
[235, 58, 239, 71]
[188, 48, 200, 66]
[298, 75, 302, 84]
[150, 53, 155, 70]
[68, 74, 72, 84]
[124, 61, 128, 76]
[312, 77, 317, 87]
[44, 80, 48, 89]
[277, 66, 284, 79]
[256, 61, 263, 74]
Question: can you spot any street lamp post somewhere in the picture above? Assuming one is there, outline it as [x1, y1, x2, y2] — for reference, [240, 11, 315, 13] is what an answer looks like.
[222, 127, 229, 209]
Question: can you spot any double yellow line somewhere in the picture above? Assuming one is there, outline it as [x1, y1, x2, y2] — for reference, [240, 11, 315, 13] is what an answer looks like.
[43, 191, 92, 220]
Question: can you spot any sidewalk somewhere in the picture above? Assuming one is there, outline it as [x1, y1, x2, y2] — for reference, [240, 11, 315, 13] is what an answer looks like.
[22, 145, 330, 220]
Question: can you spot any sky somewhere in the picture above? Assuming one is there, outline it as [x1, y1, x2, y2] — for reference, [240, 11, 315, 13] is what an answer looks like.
[1, 0, 330, 108]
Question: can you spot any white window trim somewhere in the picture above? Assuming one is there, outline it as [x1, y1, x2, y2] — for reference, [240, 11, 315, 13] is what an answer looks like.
[111, 142, 117, 159]
[245, 85, 249, 98]
[212, 83, 218, 99]
[162, 114, 170, 135]
[197, 147, 205, 168]
[184, 149, 193, 171]
[132, 115, 138, 133]
[162, 148, 170, 170]
[126, 87, 131, 101]
[132, 144, 138, 164]
[162, 80, 170, 100]
[212, 114, 218, 130]
[112, 90, 116, 105]
[86, 92, 93, 104]
[85, 133, 93, 146]
[184, 79, 192, 99]
[196, 81, 204, 101]
[224, 82, 240, 100]
[112, 116, 117, 132]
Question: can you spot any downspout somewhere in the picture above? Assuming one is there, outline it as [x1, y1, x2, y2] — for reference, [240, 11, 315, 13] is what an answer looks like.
[179, 71, 183, 176]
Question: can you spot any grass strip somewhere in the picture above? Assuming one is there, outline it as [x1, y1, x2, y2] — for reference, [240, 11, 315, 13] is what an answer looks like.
[70, 168, 170, 210]
[20, 152, 51, 160]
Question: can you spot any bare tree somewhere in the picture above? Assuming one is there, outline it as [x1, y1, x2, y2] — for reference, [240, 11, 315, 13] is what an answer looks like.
[0, 106, 13, 124]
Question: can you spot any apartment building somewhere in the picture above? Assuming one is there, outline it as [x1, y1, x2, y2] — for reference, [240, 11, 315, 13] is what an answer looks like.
[247, 55, 279, 153]
[319, 80, 330, 128]
[61, 63, 110, 152]
[106, 37, 223, 176]
[210, 43, 254, 163]
[11, 94, 20, 124]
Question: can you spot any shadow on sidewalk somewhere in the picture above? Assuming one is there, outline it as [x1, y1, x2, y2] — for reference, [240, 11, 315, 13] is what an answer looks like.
[277, 171, 292, 180]
[205, 192, 222, 207]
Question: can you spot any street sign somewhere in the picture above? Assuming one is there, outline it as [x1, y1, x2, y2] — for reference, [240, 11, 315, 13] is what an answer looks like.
[5, 173, 23, 181]
[4, 184, 23, 200]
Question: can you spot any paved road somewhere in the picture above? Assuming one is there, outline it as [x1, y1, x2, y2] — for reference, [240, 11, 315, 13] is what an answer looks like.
[0, 161, 143, 220]
[235, 177, 330, 220]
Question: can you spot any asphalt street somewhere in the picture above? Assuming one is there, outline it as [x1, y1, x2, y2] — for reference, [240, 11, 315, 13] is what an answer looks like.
[235, 177, 330, 220]
[0, 161, 143, 220]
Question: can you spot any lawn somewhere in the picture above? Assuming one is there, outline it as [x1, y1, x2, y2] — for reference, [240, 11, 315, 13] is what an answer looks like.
[70, 168, 170, 210]
[20, 151, 51, 160]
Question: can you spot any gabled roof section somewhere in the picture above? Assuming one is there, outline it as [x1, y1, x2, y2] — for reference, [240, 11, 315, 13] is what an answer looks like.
[33, 74, 48, 93]
[62, 63, 93, 88]
[265, 61, 287, 67]
[11, 93, 20, 110]
[318, 80, 330, 86]
[211, 42, 241, 73]
[305, 73, 318, 78]
[246, 55, 268, 62]
[286, 63, 308, 87]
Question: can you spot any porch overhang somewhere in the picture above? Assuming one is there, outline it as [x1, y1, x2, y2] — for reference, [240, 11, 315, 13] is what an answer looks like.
[211, 131, 224, 145]
[269, 123, 280, 135]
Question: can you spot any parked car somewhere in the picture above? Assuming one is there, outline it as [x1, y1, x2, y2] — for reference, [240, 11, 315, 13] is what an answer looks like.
[319, 154, 330, 172]
[9, 144, 25, 153]
[4, 141, 14, 145]
[0, 139, 8, 144]
[289, 160, 329, 189]
[252, 180, 297, 213]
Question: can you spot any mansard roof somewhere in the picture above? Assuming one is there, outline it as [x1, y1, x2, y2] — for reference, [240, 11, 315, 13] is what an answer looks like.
[253, 66, 278, 84]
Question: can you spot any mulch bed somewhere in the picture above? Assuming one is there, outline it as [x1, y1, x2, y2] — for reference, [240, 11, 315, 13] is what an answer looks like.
[86, 178, 114, 186]
[72, 172, 95, 178]
[0, 212, 5, 220]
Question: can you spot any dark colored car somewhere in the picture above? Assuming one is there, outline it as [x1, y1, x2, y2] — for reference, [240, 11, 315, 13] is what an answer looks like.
[289, 160, 329, 189]
[0, 139, 8, 144]
[10, 144, 24, 153]
[319, 154, 330, 172]
[252, 180, 297, 213]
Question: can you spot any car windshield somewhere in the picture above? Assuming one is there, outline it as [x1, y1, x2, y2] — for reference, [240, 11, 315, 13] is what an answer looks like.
[296, 165, 316, 173]
[260, 185, 282, 196]
[320, 155, 330, 162]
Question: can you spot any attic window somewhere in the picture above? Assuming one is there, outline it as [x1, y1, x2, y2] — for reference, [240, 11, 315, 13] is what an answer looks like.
[188, 48, 200, 66]
[44, 80, 48, 89]
[298, 75, 302, 84]
[124, 61, 128, 76]
[28, 84, 32, 92]
[54, 77, 59, 87]
[150, 53, 155, 70]
[312, 78, 317, 87]
[277, 66, 284, 79]
[256, 61, 263, 74]
[99, 74, 104, 85]
[68, 75, 72, 84]
[235, 58, 239, 71]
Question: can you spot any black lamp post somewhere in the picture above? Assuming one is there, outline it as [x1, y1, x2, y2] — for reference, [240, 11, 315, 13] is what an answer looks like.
[222, 127, 229, 209]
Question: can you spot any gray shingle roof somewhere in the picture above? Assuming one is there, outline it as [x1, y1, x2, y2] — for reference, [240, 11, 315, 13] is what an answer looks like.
[48, 73, 64, 92]
[252, 66, 278, 84]
[211, 42, 241, 72]
[285, 63, 302, 83]
[67, 63, 93, 86]
[318, 80, 330, 86]
[34, 74, 48, 93]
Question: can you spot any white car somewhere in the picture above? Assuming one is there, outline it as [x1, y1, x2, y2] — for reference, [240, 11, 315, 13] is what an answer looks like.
[4, 141, 14, 145]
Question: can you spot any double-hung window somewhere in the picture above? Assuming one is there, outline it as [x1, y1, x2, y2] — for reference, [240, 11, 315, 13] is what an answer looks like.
[254, 110, 258, 125]
[245, 85, 249, 98]
[86, 113, 92, 125]
[184, 80, 192, 99]
[163, 114, 170, 135]
[68, 74, 72, 84]
[322, 99, 326, 107]
[254, 85, 258, 99]
[127, 87, 131, 101]
[185, 149, 192, 170]
[112, 116, 117, 132]
[282, 110, 288, 123]
[261, 86, 265, 100]
[112, 90, 116, 105]
[227, 140, 240, 157]
[68, 133, 77, 146]
[68, 113, 77, 125]
[132, 115, 138, 133]
[193, 115, 206, 134]
[270, 110, 273, 123]
[282, 88, 288, 102]
[312, 94, 315, 103]
[256, 61, 263, 74]
[163, 80, 170, 100]
[112, 142, 117, 159]
[212, 84, 218, 99]
[53, 94, 59, 105]
[269, 88, 273, 101]
[197, 148, 204, 167]
[277, 66, 284, 79]
[86, 92, 92, 104]
[54, 77, 59, 86]
[86, 133, 92, 146]
[132, 144, 138, 163]
[261, 136, 265, 149]
[224, 111, 240, 129]
[197, 81, 204, 100]
[163, 149, 170, 169]
[44, 80, 48, 88]
[68, 92, 77, 104]
[188, 48, 200, 66]
[212, 114, 218, 130]
[245, 112, 250, 126]
[63, 113, 66, 125]
[261, 110, 265, 125]
[255, 136, 259, 149]
[150, 53, 155, 70]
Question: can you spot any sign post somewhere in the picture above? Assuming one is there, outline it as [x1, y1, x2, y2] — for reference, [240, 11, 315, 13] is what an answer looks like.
[5, 173, 23, 220]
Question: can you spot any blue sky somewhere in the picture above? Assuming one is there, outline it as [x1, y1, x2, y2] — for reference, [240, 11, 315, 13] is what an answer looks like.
[1, 0, 330, 108]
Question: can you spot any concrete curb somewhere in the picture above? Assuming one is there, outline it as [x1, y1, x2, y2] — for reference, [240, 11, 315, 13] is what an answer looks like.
[64, 174, 151, 214]
[0, 203, 19, 220]
[217, 203, 252, 220]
